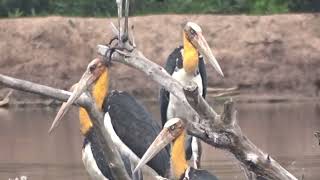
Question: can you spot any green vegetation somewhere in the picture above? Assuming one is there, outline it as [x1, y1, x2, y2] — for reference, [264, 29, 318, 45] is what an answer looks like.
[0, 0, 319, 18]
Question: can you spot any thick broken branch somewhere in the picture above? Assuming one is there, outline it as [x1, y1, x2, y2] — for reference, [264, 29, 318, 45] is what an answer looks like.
[0, 74, 160, 180]
[183, 82, 219, 126]
[314, 131, 320, 145]
[97, 43, 297, 179]
[221, 99, 235, 125]
[0, 90, 12, 107]
[207, 86, 238, 93]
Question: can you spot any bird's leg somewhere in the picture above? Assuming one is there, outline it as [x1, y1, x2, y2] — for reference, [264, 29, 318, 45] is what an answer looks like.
[191, 137, 202, 169]
[116, 0, 123, 46]
[123, 0, 130, 41]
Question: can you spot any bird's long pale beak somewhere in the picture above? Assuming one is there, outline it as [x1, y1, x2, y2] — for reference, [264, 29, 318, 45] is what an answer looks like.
[133, 128, 174, 173]
[48, 71, 96, 134]
[192, 33, 224, 77]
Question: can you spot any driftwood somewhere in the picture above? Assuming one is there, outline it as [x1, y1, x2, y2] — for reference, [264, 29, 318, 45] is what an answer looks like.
[0, 73, 160, 179]
[314, 131, 320, 145]
[207, 86, 240, 98]
[99, 45, 296, 179]
[0, 74, 131, 180]
[207, 86, 239, 93]
[0, 90, 12, 107]
[94, 11, 297, 178]
[0, 1, 158, 179]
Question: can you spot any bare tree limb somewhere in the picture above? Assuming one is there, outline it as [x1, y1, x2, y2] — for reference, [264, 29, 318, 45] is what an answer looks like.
[0, 3, 297, 178]
[314, 131, 320, 145]
[242, 166, 257, 180]
[0, 74, 81, 104]
[208, 91, 240, 98]
[0, 74, 163, 180]
[0, 90, 12, 107]
[97, 42, 297, 179]
[207, 86, 238, 93]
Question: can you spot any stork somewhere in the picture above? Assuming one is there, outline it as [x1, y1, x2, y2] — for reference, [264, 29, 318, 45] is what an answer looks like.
[160, 22, 224, 168]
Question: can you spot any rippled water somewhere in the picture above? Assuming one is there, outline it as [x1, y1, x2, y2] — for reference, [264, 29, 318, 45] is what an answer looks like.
[0, 101, 319, 180]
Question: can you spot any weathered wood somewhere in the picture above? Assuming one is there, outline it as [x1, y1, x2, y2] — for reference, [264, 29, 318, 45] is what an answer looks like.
[221, 99, 235, 125]
[0, 2, 297, 178]
[0, 90, 12, 107]
[314, 131, 320, 145]
[207, 91, 240, 98]
[207, 86, 239, 93]
[97, 41, 297, 179]
[0, 74, 131, 180]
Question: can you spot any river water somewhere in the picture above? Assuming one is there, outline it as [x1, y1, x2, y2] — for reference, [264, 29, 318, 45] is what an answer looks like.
[0, 101, 319, 180]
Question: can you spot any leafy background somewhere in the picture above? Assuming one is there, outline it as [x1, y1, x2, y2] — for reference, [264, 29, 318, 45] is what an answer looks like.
[0, 0, 319, 18]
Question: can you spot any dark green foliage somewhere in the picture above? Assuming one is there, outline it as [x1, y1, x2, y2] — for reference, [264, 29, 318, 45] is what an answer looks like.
[0, 0, 319, 18]
[288, 0, 320, 12]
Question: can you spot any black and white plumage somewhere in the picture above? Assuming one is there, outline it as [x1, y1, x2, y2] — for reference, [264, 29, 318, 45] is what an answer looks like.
[160, 46, 207, 125]
[82, 91, 170, 179]
[82, 127, 143, 180]
[134, 118, 219, 180]
[159, 22, 224, 169]
[160, 46, 206, 166]
[49, 59, 172, 179]
[182, 167, 219, 180]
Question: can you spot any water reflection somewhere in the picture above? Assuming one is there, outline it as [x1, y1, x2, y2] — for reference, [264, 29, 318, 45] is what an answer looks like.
[0, 102, 319, 180]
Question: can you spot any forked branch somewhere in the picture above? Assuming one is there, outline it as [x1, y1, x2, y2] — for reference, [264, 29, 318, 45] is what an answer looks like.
[0, 74, 131, 180]
[0, 0, 297, 178]
[97, 32, 297, 179]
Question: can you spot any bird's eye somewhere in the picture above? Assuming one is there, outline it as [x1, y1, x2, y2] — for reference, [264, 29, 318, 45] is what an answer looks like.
[170, 125, 175, 131]
[89, 64, 97, 72]
[190, 29, 196, 36]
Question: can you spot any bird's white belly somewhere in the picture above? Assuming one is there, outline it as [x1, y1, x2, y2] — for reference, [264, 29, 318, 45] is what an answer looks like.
[82, 143, 109, 180]
[167, 70, 203, 119]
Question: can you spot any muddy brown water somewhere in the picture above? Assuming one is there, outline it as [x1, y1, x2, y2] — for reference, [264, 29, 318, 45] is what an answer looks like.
[0, 101, 320, 180]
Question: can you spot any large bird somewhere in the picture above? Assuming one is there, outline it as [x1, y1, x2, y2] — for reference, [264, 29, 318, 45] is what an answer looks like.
[134, 118, 219, 180]
[49, 58, 170, 179]
[160, 22, 224, 168]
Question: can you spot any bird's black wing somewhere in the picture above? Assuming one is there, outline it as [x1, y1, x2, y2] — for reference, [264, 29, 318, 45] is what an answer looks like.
[84, 129, 143, 180]
[188, 167, 218, 180]
[102, 90, 170, 177]
[198, 56, 207, 98]
[160, 46, 183, 126]
[184, 135, 193, 160]
[83, 130, 114, 179]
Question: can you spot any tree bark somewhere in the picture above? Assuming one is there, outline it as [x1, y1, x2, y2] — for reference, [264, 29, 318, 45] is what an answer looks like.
[0, 74, 131, 180]
[0, 8, 298, 179]
[97, 44, 297, 180]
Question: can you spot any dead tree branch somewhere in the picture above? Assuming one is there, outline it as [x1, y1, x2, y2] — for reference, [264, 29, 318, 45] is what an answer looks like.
[0, 0, 297, 177]
[0, 90, 12, 107]
[314, 131, 320, 145]
[97, 36, 297, 179]
[0, 74, 160, 179]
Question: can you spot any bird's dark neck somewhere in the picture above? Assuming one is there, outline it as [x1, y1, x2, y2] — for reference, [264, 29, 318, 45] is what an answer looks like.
[183, 32, 199, 74]
[79, 69, 109, 135]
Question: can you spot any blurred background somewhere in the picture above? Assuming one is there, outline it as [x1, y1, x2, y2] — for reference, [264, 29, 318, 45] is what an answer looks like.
[0, 0, 319, 18]
[0, 0, 320, 180]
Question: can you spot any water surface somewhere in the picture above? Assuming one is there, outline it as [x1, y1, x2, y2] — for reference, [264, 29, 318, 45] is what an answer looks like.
[0, 101, 319, 180]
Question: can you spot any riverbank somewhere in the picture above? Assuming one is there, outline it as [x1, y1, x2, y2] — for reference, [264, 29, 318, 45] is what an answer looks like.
[0, 14, 319, 105]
